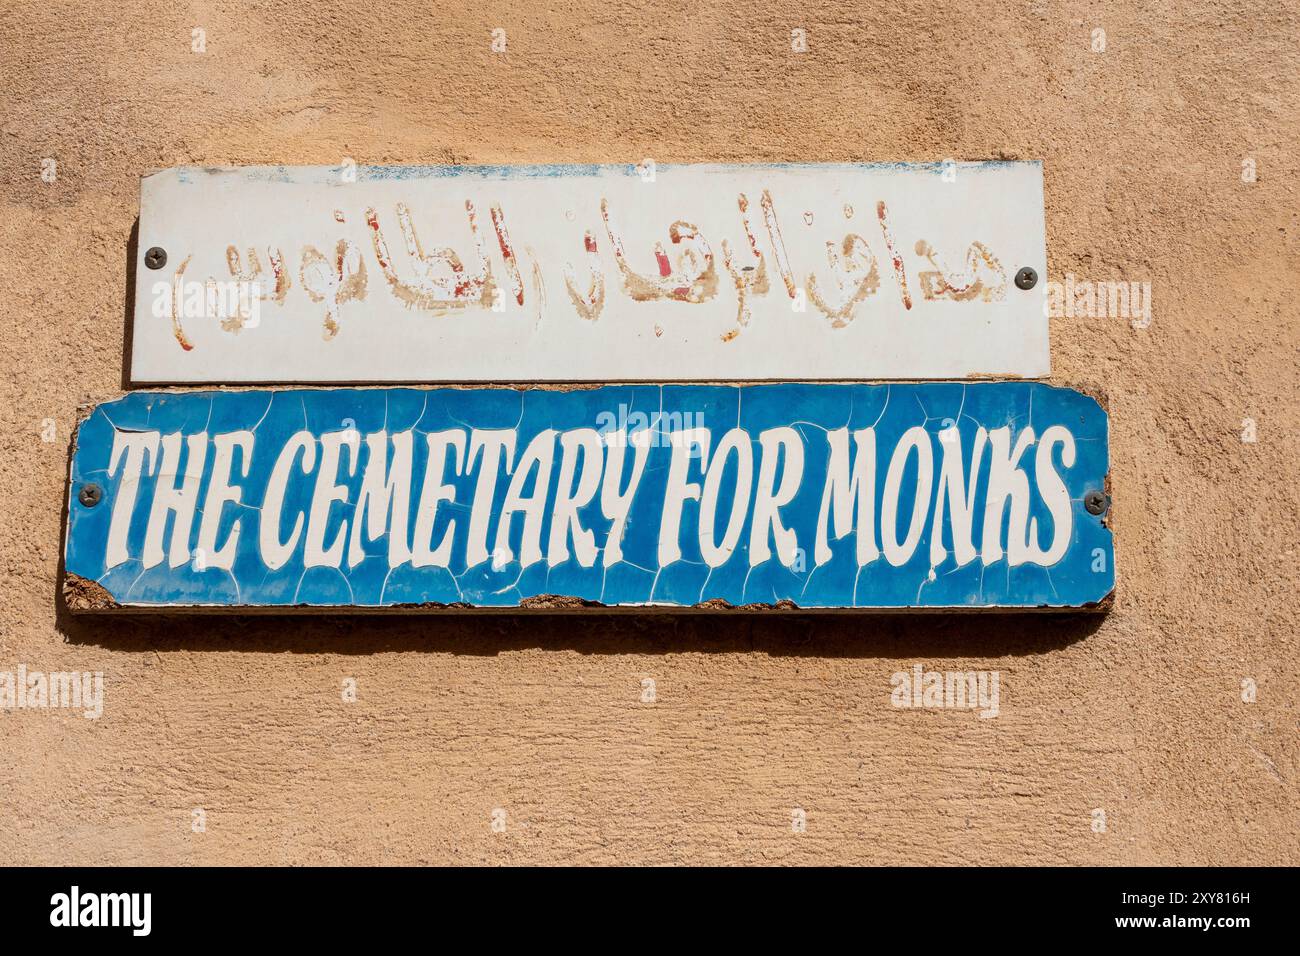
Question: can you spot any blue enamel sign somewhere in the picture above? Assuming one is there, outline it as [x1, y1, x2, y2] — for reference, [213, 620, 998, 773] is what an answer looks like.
[63, 384, 1113, 611]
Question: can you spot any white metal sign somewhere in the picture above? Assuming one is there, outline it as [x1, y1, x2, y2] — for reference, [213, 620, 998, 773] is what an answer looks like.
[129, 162, 1048, 383]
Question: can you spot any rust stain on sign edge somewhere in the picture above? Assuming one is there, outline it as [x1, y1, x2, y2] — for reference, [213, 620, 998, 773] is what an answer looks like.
[63, 574, 119, 611]
[61, 574, 1113, 615]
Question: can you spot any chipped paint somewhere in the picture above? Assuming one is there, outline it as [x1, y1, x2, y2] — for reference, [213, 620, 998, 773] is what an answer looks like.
[299, 240, 367, 338]
[916, 239, 1007, 301]
[760, 188, 798, 299]
[168, 254, 195, 351]
[563, 231, 606, 322]
[225, 245, 290, 306]
[603, 201, 719, 304]
[131, 163, 1048, 382]
[490, 203, 525, 306]
[806, 233, 880, 328]
[721, 193, 769, 333]
[876, 200, 913, 311]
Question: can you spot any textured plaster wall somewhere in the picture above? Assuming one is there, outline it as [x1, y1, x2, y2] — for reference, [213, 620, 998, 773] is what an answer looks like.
[0, 1, 1296, 864]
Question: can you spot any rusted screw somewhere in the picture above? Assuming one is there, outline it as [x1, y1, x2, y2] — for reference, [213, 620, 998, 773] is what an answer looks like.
[1084, 490, 1107, 515]
[78, 483, 103, 507]
[1014, 266, 1038, 290]
[144, 246, 168, 270]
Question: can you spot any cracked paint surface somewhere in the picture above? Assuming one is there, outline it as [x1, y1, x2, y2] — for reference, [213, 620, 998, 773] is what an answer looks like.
[64, 384, 1113, 610]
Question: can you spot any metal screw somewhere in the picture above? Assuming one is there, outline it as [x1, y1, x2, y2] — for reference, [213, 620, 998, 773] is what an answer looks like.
[144, 246, 168, 270]
[1014, 266, 1038, 291]
[1084, 490, 1107, 515]
[78, 483, 103, 507]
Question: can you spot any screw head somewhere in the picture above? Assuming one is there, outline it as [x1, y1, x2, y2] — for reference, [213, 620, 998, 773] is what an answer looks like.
[1084, 490, 1107, 515]
[144, 246, 168, 270]
[1014, 266, 1038, 291]
[78, 483, 103, 507]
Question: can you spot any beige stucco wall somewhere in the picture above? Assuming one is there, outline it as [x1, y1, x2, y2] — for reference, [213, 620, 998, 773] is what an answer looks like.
[1, 1, 1296, 865]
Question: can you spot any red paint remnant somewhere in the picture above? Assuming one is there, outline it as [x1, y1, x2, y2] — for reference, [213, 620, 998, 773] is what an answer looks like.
[374, 200, 492, 310]
[877, 200, 913, 310]
[654, 244, 672, 277]
[226, 245, 291, 306]
[333, 209, 346, 223]
[584, 232, 598, 254]
[601, 199, 718, 303]
[490, 202, 525, 305]
[269, 249, 286, 294]
[365, 208, 390, 270]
